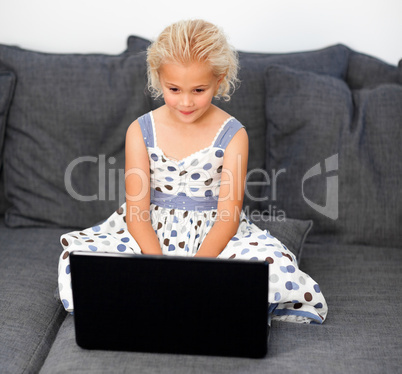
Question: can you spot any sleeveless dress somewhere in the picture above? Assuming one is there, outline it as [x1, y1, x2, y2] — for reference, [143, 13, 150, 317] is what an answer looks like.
[58, 111, 328, 324]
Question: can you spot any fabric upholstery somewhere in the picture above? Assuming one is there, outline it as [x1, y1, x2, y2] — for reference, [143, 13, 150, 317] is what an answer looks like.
[126, 35, 152, 53]
[346, 51, 401, 89]
[0, 62, 15, 214]
[0, 219, 67, 374]
[0, 173, 9, 215]
[1, 38, 401, 373]
[40, 243, 402, 374]
[0, 44, 152, 228]
[263, 64, 402, 246]
[0, 64, 15, 158]
[214, 45, 350, 212]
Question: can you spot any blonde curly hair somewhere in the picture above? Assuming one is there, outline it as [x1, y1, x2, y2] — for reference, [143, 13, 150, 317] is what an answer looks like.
[147, 19, 239, 101]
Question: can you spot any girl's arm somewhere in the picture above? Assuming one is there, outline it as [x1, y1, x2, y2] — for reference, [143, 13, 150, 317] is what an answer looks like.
[125, 120, 163, 255]
[194, 128, 249, 258]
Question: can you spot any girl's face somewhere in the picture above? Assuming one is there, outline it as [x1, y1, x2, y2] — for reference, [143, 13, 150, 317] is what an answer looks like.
[158, 61, 222, 124]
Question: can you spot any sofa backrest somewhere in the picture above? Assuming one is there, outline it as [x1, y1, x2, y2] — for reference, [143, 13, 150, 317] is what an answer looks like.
[1, 37, 401, 247]
[0, 43, 152, 228]
[260, 50, 402, 247]
[0, 62, 15, 215]
[128, 36, 402, 247]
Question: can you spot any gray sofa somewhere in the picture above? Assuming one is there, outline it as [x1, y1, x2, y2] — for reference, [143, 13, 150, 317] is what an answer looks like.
[1, 36, 401, 373]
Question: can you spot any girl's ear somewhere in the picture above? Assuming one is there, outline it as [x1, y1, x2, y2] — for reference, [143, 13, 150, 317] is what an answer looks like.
[215, 74, 225, 95]
[217, 74, 225, 85]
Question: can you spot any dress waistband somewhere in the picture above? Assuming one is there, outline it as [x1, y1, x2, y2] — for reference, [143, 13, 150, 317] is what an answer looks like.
[150, 188, 218, 211]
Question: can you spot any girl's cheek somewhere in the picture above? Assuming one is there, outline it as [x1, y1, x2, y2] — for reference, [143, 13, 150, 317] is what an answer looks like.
[166, 97, 177, 106]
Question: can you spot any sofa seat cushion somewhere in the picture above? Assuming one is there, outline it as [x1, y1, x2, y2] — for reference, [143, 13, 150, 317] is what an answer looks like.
[0, 44, 152, 229]
[263, 64, 402, 247]
[0, 219, 68, 373]
[39, 243, 402, 373]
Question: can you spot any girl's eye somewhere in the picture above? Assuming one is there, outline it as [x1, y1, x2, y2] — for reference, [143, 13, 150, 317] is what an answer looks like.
[169, 88, 179, 93]
[194, 89, 205, 93]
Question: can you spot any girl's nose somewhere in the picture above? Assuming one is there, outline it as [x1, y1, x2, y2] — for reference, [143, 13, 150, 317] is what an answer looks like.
[181, 93, 193, 107]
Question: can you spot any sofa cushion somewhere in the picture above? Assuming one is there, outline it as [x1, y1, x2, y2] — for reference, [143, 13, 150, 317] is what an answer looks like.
[0, 64, 15, 158]
[340, 84, 402, 245]
[126, 35, 152, 52]
[0, 219, 67, 373]
[39, 243, 402, 373]
[0, 174, 10, 216]
[217, 45, 350, 212]
[0, 63, 15, 214]
[0, 44, 152, 228]
[263, 64, 402, 247]
[346, 51, 401, 89]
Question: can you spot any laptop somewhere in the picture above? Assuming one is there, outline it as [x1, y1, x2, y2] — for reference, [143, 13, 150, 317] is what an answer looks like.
[70, 251, 269, 358]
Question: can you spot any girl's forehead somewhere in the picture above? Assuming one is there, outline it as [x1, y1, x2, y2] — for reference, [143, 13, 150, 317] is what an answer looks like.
[159, 61, 216, 84]
[160, 59, 212, 72]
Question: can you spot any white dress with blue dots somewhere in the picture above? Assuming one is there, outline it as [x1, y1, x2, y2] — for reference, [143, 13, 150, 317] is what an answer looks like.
[58, 111, 328, 324]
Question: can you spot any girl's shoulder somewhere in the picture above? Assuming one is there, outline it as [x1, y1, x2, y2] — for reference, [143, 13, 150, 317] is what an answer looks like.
[127, 111, 153, 140]
[126, 118, 141, 139]
[126, 117, 147, 150]
[211, 105, 245, 133]
[211, 105, 233, 124]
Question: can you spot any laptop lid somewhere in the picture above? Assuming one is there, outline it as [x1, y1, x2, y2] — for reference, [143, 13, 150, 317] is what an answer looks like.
[70, 251, 269, 358]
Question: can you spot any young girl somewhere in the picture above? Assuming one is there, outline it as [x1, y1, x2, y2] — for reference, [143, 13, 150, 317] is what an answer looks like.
[58, 19, 327, 324]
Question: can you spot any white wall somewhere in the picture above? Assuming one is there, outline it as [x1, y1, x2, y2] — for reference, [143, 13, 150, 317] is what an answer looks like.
[1, 0, 401, 65]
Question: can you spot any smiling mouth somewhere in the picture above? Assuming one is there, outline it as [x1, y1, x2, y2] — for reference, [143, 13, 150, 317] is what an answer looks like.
[179, 110, 195, 115]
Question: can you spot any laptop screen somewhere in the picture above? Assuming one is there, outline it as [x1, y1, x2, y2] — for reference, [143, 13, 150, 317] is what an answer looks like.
[70, 251, 269, 358]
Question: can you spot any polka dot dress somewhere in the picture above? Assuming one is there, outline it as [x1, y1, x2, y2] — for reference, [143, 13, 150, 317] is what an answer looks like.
[58, 112, 328, 324]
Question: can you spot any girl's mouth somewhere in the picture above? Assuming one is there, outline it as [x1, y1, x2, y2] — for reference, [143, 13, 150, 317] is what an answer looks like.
[180, 110, 195, 115]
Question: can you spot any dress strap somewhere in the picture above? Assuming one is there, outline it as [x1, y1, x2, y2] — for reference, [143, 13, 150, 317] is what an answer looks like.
[213, 118, 245, 149]
[137, 112, 154, 148]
